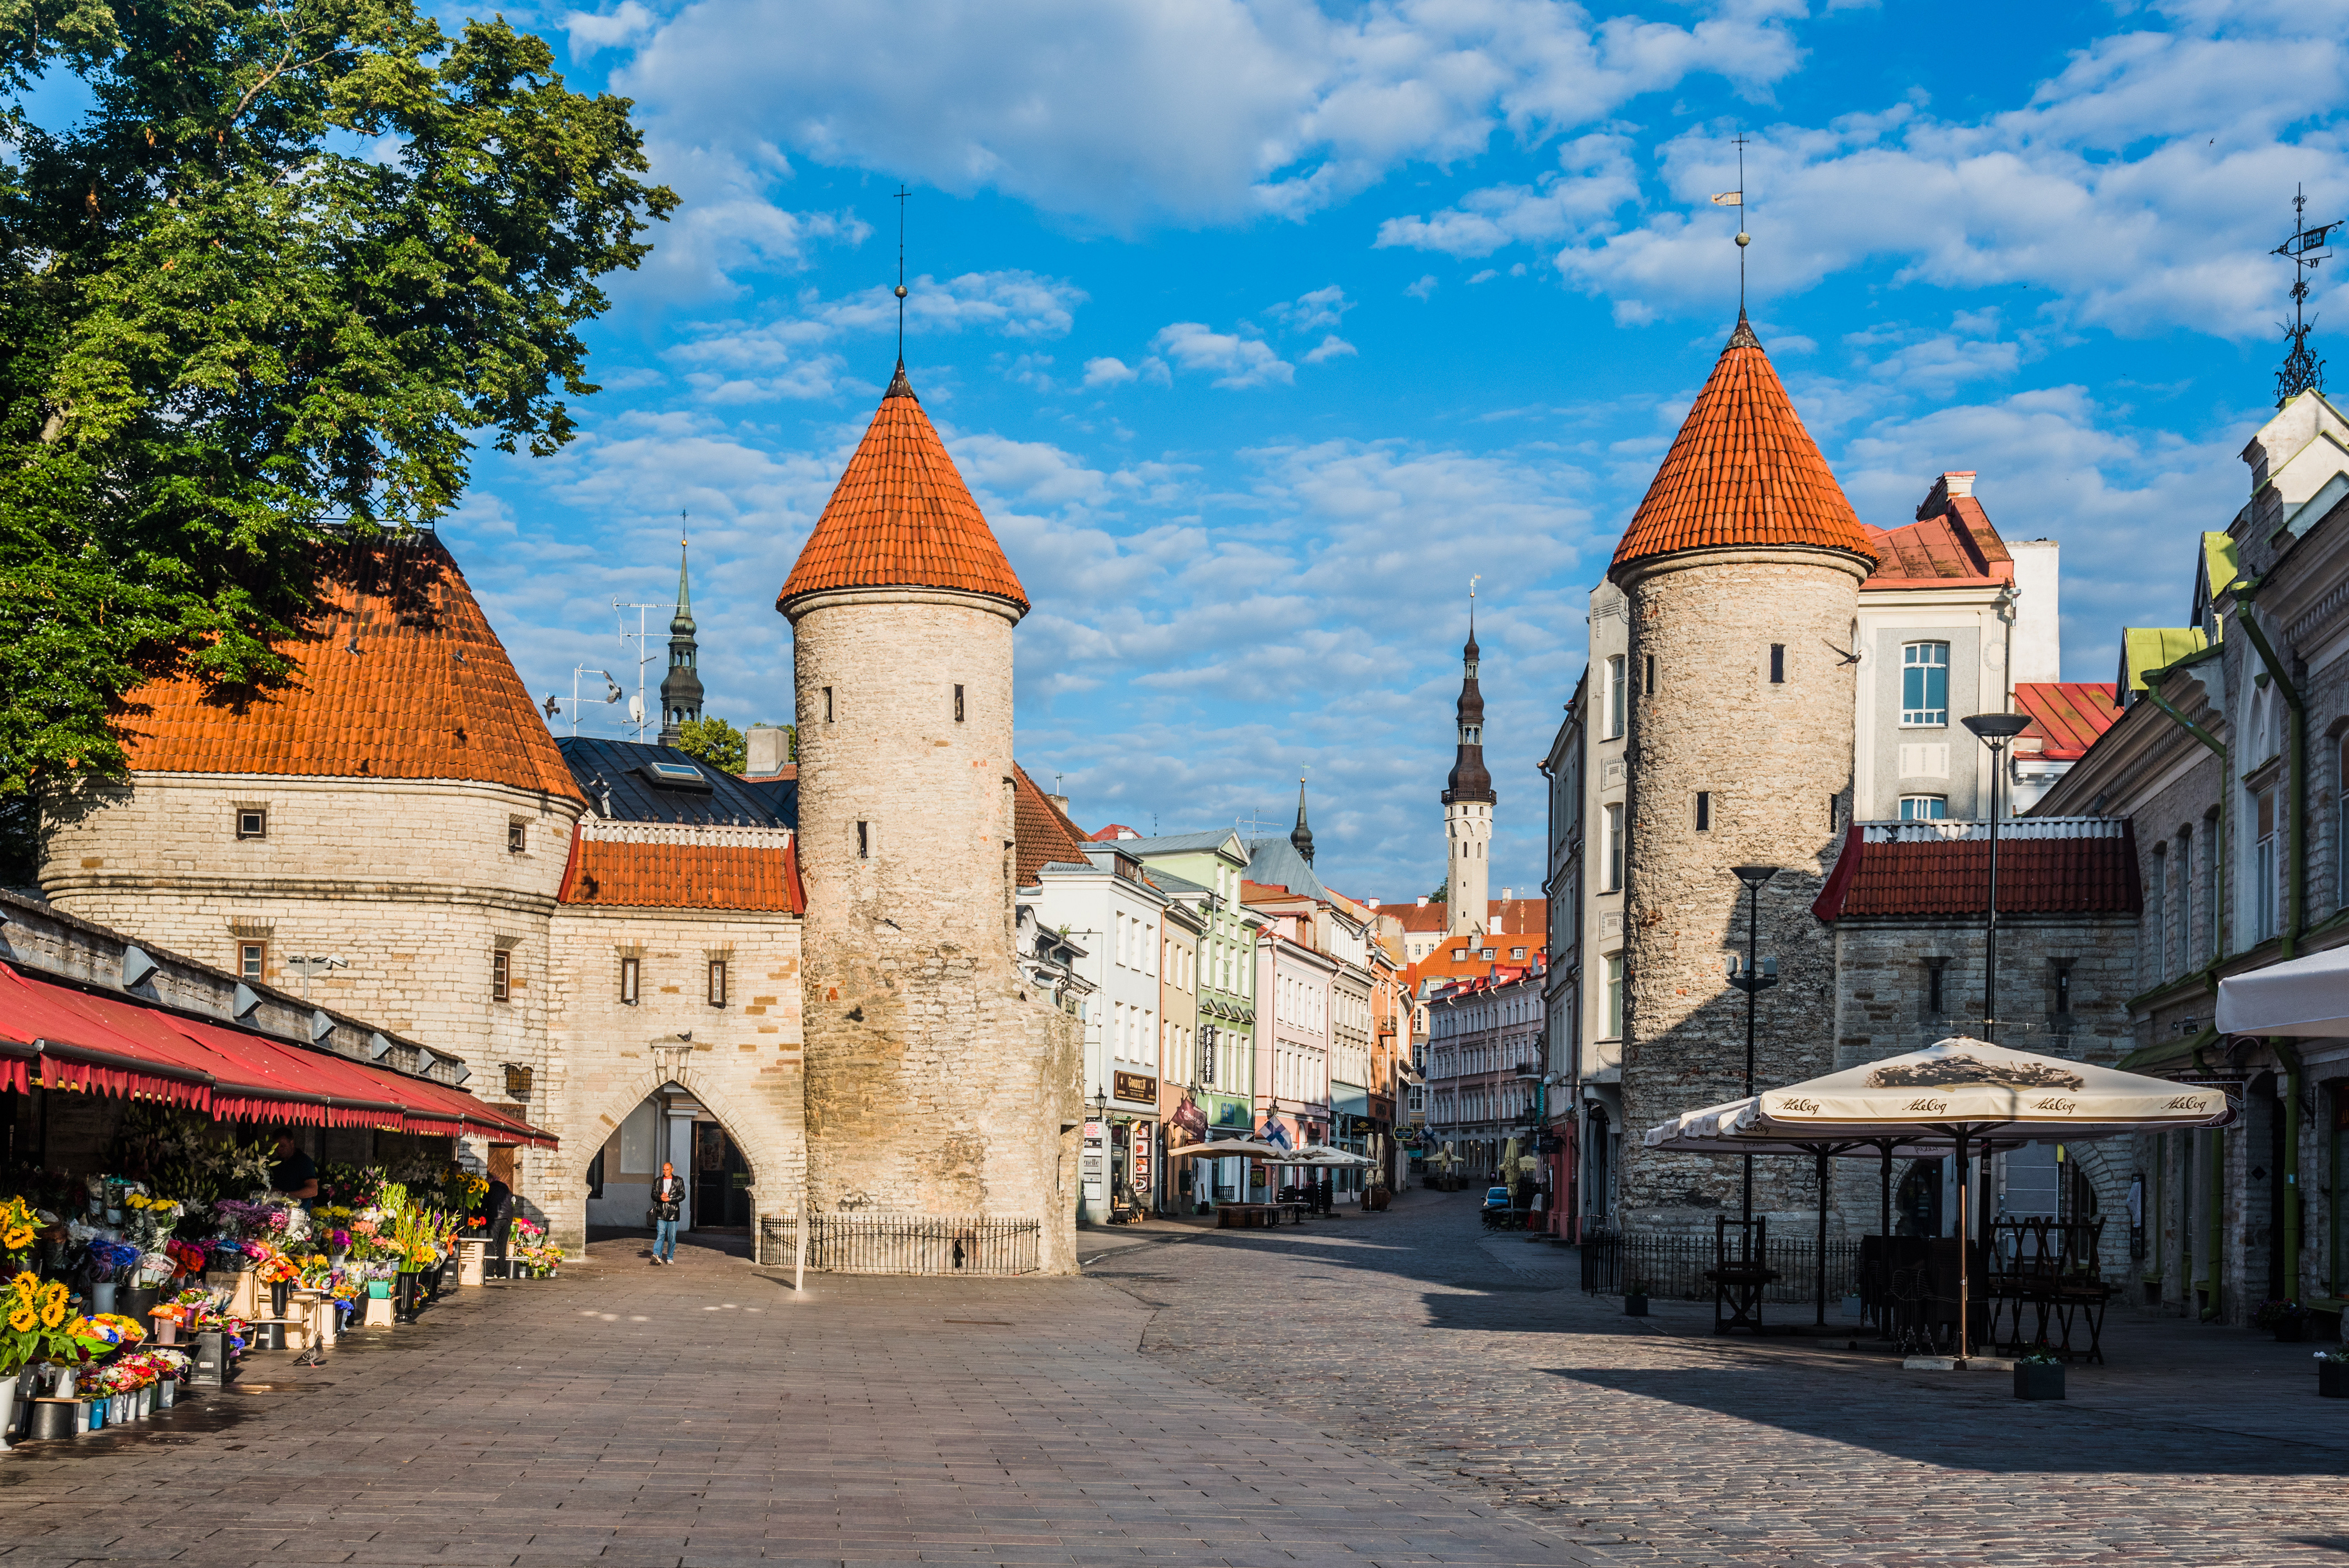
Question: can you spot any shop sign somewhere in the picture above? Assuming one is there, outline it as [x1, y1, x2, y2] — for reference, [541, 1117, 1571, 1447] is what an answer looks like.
[1113, 1070, 1157, 1104]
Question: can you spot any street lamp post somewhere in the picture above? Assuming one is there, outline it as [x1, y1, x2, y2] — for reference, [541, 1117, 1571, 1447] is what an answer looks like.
[1960, 713, 2033, 1044]
[1726, 865, 1780, 1228]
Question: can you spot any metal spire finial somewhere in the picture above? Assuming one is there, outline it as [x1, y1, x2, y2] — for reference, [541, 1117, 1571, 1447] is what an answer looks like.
[893, 185, 911, 365]
[1712, 136, 1752, 312]
[2274, 184, 2340, 407]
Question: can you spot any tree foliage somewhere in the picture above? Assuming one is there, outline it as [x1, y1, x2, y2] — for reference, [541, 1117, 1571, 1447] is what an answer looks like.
[673, 716, 746, 776]
[0, 0, 674, 861]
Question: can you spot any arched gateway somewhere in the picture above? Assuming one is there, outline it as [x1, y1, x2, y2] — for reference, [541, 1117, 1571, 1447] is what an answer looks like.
[40, 356, 1081, 1271]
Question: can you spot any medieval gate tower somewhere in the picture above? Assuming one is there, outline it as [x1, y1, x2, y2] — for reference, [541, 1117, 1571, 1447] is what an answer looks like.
[779, 362, 1082, 1273]
[1612, 315, 1877, 1230]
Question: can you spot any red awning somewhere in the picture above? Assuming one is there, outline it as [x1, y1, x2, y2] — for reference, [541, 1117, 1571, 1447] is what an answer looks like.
[0, 962, 556, 1147]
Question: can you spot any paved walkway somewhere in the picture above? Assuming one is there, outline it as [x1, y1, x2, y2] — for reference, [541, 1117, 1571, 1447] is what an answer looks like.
[0, 1197, 2340, 1567]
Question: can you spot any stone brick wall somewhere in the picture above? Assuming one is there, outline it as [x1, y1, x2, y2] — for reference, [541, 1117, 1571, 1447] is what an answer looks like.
[789, 588, 1083, 1273]
[1617, 548, 1864, 1231]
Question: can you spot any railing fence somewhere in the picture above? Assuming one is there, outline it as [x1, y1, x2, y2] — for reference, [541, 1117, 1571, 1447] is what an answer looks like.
[1580, 1229, 1861, 1306]
[756, 1213, 1041, 1275]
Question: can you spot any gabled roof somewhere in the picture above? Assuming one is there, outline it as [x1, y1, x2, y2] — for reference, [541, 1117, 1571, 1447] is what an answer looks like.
[557, 737, 796, 828]
[1103, 828, 1251, 860]
[1863, 496, 2014, 590]
[557, 825, 805, 914]
[2119, 627, 2209, 694]
[1812, 819, 2141, 922]
[118, 534, 582, 802]
[777, 363, 1027, 615]
[2013, 683, 2123, 762]
[1611, 317, 1877, 573]
[1013, 763, 1095, 884]
[1243, 834, 1325, 900]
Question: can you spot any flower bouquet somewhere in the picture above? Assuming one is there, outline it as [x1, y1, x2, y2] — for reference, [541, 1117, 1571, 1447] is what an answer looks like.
[1, 1195, 42, 1264]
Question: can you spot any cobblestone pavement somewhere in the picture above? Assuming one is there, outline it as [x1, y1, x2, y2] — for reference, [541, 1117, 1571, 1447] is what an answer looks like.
[0, 1229, 1609, 1568]
[1112, 1188, 2349, 1568]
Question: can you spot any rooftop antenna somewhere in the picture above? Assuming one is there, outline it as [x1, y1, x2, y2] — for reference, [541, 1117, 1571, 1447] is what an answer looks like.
[893, 184, 910, 364]
[1713, 135, 1750, 311]
[2274, 184, 2340, 406]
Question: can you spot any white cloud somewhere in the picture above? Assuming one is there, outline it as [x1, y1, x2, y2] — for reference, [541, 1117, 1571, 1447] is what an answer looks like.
[611, 0, 1806, 228]
[808, 270, 1087, 339]
[1303, 334, 1359, 363]
[1083, 356, 1139, 388]
[564, 1, 657, 53]
[1151, 322, 1295, 388]
[1376, 133, 1640, 256]
[1405, 274, 1439, 299]
[1266, 284, 1353, 333]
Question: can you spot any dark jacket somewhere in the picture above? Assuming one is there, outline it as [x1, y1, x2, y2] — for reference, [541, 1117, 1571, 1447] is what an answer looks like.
[653, 1173, 685, 1222]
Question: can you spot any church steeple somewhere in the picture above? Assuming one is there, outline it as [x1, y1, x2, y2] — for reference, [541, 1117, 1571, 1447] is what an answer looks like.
[1444, 602, 1494, 806]
[1290, 777, 1315, 866]
[658, 535, 704, 746]
[1441, 587, 1494, 937]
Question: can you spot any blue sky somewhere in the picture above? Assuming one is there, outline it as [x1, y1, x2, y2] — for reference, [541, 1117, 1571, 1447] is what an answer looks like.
[417, 0, 2343, 901]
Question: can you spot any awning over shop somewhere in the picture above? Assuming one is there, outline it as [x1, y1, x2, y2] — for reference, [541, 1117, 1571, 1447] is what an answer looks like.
[2215, 946, 2349, 1039]
[0, 961, 555, 1146]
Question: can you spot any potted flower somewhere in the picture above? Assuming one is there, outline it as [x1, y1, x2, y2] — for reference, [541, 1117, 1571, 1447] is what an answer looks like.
[2317, 1344, 2349, 1399]
[2014, 1345, 2065, 1400]
[1624, 1277, 1650, 1317]
[2256, 1299, 2312, 1342]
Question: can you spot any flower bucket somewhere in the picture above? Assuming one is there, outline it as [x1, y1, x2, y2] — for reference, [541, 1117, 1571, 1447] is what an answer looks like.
[366, 1280, 392, 1298]
[91, 1282, 117, 1314]
[83, 1397, 100, 1432]
[110, 1392, 128, 1426]
[2320, 1360, 2349, 1398]
[0, 1376, 16, 1448]
[2014, 1362, 2066, 1401]
[156, 1378, 176, 1411]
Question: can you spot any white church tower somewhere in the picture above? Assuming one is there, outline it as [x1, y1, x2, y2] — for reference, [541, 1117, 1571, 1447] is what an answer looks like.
[1442, 600, 1494, 938]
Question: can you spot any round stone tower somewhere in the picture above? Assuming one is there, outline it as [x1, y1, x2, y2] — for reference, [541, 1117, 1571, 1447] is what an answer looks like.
[1611, 315, 1877, 1232]
[778, 361, 1081, 1270]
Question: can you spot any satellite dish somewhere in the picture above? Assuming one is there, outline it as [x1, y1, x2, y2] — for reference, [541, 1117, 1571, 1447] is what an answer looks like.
[628, 694, 645, 726]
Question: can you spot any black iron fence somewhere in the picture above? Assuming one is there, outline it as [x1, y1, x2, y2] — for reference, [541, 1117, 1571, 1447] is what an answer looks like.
[756, 1213, 1042, 1275]
[1581, 1229, 1861, 1306]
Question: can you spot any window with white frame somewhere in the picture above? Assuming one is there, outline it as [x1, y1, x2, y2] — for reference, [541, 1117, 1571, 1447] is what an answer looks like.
[2257, 786, 2280, 941]
[1901, 641, 1950, 726]
[1605, 955, 1624, 1040]
[1606, 656, 1626, 738]
[1899, 795, 1948, 821]
[1603, 804, 1625, 892]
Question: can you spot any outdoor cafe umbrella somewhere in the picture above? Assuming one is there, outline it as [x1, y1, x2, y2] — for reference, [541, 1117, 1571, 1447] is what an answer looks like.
[1644, 1037, 2235, 1360]
[2215, 944, 2349, 1036]
[1287, 1144, 1375, 1166]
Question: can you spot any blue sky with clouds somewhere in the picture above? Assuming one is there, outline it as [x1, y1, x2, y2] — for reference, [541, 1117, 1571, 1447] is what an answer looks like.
[421, 0, 2343, 901]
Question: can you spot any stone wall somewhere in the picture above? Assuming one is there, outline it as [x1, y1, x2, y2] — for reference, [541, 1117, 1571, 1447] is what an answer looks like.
[1617, 548, 1865, 1231]
[789, 588, 1083, 1273]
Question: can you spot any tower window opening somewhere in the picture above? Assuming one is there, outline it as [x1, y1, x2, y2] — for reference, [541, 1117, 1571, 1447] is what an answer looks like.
[857, 820, 870, 859]
[707, 959, 729, 1007]
[508, 818, 528, 853]
[954, 684, 965, 723]
[239, 942, 265, 983]
[236, 807, 268, 840]
[492, 950, 511, 1003]
[824, 686, 834, 723]
[1694, 791, 1712, 832]
[1926, 959, 1946, 1015]
[1769, 644, 1785, 683]
[1645, 654, 1655, 693]
[620, 956, 640, 1006]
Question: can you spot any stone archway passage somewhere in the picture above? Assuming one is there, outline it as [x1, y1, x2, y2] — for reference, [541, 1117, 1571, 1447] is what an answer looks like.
[568, 1063, 801, 1251]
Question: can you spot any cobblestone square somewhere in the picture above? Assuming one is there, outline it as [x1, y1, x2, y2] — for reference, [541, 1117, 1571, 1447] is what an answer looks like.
[0, 1192, 2339, 1568]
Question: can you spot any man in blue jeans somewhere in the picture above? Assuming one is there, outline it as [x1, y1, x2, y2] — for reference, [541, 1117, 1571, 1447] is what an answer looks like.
[651, 1162, 685, 1264]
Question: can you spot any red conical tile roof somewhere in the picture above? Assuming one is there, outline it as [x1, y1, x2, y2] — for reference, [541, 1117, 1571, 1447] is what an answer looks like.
[1611, 317, 1877, 573]
[118, 534, 583, 801]
[778, 364, 1028, 616]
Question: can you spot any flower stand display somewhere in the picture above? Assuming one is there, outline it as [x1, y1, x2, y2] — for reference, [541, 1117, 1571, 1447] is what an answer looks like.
[457, 1238, 488, 1288]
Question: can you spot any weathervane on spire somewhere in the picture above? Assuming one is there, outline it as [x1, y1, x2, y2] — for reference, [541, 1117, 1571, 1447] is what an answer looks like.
[893, 184, 911, 363]
[1711, 135, 1751, 311]
[2275, 184, 2340, 406]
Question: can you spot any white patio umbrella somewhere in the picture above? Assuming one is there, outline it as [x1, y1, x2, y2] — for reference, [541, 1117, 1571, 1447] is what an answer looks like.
[1644, 1037, 2234, 1360]
[1287, 1144, 1375, 1166]
[1166, 1139, 1291, 1160]
[2215, 945, 2349, 1036]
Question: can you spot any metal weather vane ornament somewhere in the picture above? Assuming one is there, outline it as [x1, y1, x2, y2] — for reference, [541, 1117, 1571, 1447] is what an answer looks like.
[1711, 133, 1752, 309]
[2274, 184, 2340, 406]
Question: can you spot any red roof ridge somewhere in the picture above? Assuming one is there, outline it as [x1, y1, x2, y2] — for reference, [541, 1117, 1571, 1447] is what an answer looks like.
[778, 364, 1028, 615]
[1611, 316, 1877, 573]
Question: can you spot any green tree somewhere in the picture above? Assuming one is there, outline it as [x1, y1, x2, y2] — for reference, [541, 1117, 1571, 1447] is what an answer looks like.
[674, 716, 746, 776]
[1426, 876, 1448, 903]
[0, 0, 675, 876]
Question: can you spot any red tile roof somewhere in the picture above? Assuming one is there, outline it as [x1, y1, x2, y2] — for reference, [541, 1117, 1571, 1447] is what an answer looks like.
[1863, 498, 2015, 589]
[1813, 821, 2141, 922]
[777, 364, 1028, 615]
[557, 825, 806, 913]
[119, 536, 581, 802]
[1373, 898, 1548, 942]
[1612, 317, 1877, 572]
[2014, 682, 2123, 762]
[1013, 763, 1095, 884]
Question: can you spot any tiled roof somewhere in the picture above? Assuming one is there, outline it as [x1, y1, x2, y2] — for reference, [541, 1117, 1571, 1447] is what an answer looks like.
[557, 826, 805, 913]
[121, 535, 581, 802]
[1863, 498, 2014, 589]
[1013, 763, 1095, 884]
[1812, 819, 2141, 922]
[557, 737, 796, 829]
[1372, 897, 1548, 941]
[777, 364, 1028, 614]
[1612, 317, 1876, 572]
[2014, 683, 2123, 762]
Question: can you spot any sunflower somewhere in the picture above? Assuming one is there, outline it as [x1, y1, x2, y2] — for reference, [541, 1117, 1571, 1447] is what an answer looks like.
[6, 1305, 33, 1333]
[9, 1271, 36, 1300]
[2, 1227, 32, 1250]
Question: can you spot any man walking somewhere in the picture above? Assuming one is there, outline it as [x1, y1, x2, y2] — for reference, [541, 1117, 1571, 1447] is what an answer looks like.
[651, 1162, 685, 1265]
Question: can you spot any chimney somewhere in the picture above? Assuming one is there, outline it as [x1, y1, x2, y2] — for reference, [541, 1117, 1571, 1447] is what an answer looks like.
[1045, 793, 1071, 816]
[1416, 895, 1429, 908]
[1365, 897, 1380, 909]
[744, 724, 789, 777]
[1916, 470, 1978, 521]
